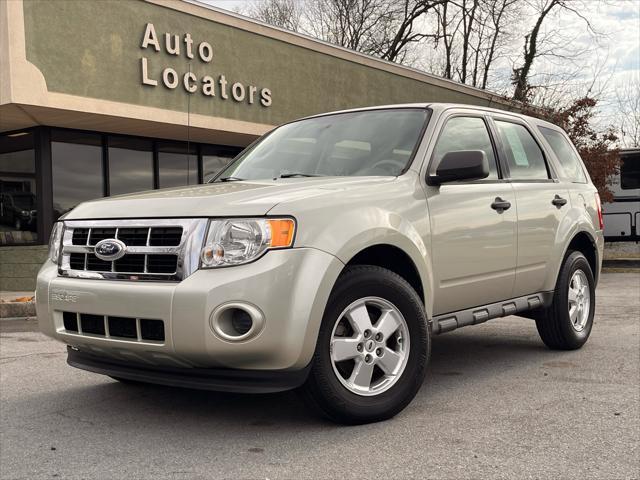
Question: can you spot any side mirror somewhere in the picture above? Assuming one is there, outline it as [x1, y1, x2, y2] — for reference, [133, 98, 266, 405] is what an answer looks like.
[427, 150, 489, 185]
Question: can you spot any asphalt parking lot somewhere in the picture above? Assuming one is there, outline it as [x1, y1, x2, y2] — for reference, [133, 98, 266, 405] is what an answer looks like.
[1, 272, 638, 480]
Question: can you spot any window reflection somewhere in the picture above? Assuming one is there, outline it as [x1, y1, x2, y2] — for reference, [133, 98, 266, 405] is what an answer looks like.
[158, 143, 198, 188]
[431, 117, 499, 179]
[108, 137, 153, 195]
[0, 132, 38, 245]
[202, 145, 239, 183]
[51, 131, 103, 219]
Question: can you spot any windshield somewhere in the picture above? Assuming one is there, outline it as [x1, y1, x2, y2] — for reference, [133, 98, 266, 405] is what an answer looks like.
[215, 108, 429, 181]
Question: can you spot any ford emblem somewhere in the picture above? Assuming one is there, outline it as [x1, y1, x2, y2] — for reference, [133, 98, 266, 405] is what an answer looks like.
[94, 238, 127, 261]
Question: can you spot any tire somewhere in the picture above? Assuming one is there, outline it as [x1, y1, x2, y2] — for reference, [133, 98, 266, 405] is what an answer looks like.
[536, 251, 595, 350]
[301, 265, 430, 424]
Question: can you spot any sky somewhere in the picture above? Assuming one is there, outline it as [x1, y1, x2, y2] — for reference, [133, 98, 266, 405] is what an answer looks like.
[198, 0, 639, 139]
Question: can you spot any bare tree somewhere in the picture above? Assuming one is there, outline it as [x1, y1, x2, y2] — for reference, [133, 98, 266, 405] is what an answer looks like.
[511, 0, 600, 102]
[245, 0, 301, 31]
[430, 0, 520, 88]
[243, 0, 446, 64]
[614, 75, 640, 148]
[511, 0, 560, 101]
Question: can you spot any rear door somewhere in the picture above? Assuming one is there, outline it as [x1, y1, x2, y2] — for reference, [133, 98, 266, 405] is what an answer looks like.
[426, 112, 517, 315]
[489, 116, 570, 297]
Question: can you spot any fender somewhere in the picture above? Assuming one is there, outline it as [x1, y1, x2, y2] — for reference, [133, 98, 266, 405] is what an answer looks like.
[545, 203, 601, 291]
[303, 208, 433, 319]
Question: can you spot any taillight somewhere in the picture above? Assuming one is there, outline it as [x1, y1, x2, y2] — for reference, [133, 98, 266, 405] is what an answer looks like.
[594, 192, 604, 230]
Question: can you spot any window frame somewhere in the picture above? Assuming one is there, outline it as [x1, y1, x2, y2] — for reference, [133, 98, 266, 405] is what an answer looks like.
[0, 125, 242, 247]
[425, 112, 506, 184]
[487, 116, 557, 183]
[0, 127, 44, 246]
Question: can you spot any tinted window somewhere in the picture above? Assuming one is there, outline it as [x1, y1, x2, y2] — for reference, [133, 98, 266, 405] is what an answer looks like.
[0, 132, 38, 245]
[158, 143, 198, 188]
[217, 109, 429, 180]
[620, 155, 640, 190]
[431, 116, 498, 179]
[496, 121, 548, 180]
[51, 131, 103, 218]
[108, 137, 154, 195]
[539, 127, 586, 182]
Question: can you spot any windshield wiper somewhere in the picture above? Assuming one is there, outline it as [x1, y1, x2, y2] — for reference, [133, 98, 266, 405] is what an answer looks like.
[278, 173, 324, 178]
[216, 176, 245, 182]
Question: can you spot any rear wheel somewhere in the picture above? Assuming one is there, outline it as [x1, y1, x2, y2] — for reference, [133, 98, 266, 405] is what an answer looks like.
[301, 265, 430, 424]
[536, 251, 595, 350]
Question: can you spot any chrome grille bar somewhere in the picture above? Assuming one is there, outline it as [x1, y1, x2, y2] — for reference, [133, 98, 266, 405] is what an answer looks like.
[59, 219, 208, 282]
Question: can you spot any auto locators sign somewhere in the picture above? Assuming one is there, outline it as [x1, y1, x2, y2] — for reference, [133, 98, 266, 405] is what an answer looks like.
[139, 23, 272, 107]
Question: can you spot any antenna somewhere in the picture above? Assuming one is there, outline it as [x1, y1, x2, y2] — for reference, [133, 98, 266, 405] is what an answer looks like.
[187, 61, 192, 185]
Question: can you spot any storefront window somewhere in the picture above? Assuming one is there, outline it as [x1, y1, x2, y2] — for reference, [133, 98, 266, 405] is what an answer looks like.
[51, 130, 103, 219]
[0, 132, 38, 245]
[202, 145, 240, 183]
[158, 143, 198, 188]
[108, 137, 154, 195]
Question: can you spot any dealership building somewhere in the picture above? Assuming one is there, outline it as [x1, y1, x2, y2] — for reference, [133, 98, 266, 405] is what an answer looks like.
[0, 0, 513, 291]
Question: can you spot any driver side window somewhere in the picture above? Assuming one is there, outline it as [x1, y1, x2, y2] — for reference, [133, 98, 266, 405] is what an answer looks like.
[432, 116, 499, 180]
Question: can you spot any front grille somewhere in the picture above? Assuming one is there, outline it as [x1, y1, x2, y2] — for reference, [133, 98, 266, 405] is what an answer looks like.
[86, 254, 111, 272]
[61, 311, 165, 342]
[80, 314, 106, 335]
[114, 254, 145, 273]
[149, 227, 183, 246]
[59, 219, 207, 282]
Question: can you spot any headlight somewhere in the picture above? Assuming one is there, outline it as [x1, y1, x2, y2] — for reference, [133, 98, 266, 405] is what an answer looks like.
[48, 222, 64, 264]
[200, 218, 295, 268]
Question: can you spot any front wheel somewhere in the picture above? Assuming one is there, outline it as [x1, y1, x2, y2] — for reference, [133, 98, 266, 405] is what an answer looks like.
[301, 265, 430, 424]
[536, 251, 596, 350]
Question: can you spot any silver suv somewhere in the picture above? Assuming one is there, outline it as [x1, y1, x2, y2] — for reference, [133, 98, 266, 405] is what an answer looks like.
[38, 104, 604, 424]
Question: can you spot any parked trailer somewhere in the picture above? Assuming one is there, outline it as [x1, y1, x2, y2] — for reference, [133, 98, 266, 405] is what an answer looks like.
[603, 148, 640, 241]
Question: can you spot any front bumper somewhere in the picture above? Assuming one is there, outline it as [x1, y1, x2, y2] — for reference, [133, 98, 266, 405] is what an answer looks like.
[67, 347, 311, 393]
[37, 247, 344, 376]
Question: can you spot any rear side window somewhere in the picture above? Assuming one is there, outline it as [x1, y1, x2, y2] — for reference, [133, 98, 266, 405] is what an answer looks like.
[495, 121, 549, 180]
[431, 116, 499, 179]
[620, 155, 640, 190]
[539, 127, 586, 183]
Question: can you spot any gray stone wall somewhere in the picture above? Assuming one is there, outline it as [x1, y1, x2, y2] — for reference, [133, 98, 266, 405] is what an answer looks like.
[0, 246, 47, 291]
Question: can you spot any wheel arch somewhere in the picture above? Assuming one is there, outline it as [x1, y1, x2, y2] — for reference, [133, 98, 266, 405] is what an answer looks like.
[344, 244, 425, 305]
[557, 230, 600, 287]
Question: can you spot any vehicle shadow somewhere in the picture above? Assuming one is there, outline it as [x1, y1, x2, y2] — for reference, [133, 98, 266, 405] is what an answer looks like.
[20, 319, 570, 431]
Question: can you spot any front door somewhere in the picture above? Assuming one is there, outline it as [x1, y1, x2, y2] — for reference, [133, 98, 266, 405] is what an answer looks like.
[426, 114, 517, 315]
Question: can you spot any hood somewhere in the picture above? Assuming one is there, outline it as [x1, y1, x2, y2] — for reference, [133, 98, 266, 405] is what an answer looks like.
[65, 176, 396, 220]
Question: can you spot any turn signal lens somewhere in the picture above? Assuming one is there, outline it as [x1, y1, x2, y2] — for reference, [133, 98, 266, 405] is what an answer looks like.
[268, 219, 295, 248]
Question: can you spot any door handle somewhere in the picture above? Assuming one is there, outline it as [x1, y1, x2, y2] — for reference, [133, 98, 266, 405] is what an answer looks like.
[491, 197, 511, 212]
[552, 195, 568, 207]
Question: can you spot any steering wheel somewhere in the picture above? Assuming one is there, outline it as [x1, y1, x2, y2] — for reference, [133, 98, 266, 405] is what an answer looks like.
[364, 159, 405, 175]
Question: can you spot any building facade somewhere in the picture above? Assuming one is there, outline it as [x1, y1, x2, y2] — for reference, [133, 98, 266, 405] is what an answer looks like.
[0, 0, 513, 290]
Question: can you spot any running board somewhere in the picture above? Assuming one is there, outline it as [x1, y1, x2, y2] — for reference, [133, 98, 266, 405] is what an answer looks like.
[432, 292, 554, 335]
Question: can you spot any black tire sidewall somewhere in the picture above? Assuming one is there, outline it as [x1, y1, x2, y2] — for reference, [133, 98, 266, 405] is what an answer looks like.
[306, 266, 429, 423]
[555, 251, 596, 347]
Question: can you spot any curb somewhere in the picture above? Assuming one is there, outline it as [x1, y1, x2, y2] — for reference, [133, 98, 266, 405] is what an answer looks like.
[602, 258, 640, 269]
[0, 301, 36, 319]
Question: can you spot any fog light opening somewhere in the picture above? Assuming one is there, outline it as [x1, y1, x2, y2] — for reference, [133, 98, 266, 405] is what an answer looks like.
[211, 303, 264, 341]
